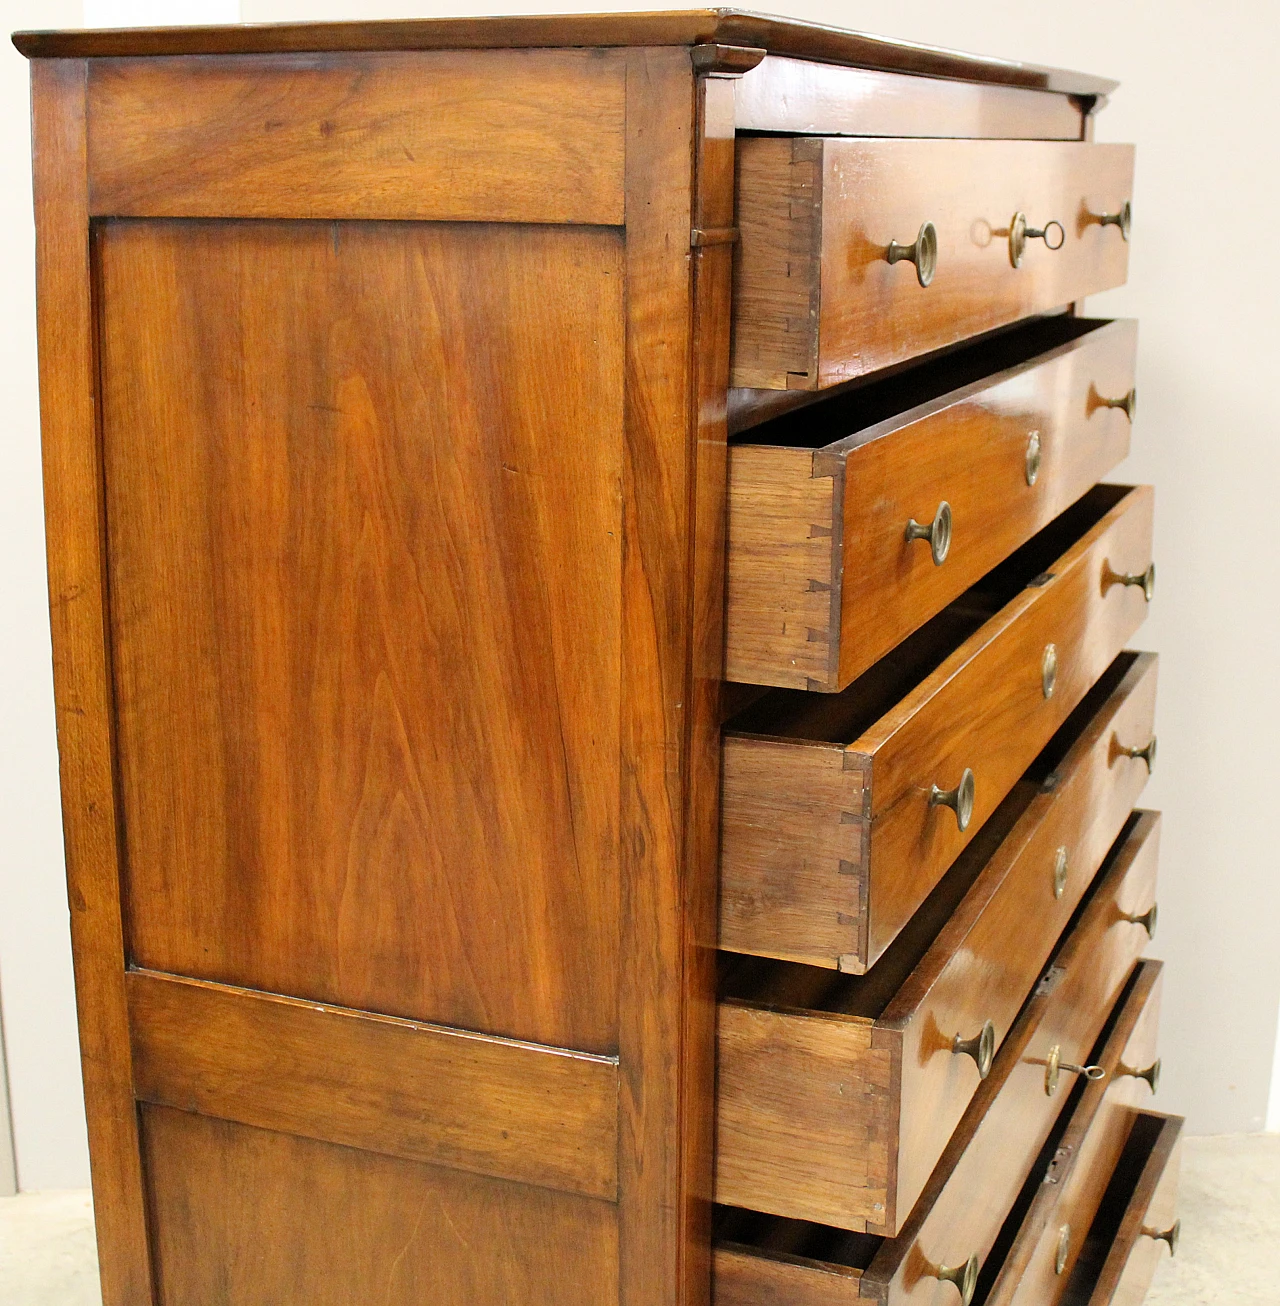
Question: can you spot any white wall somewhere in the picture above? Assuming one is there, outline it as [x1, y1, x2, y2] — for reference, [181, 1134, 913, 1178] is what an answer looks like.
[1, 0, 1277, 1190]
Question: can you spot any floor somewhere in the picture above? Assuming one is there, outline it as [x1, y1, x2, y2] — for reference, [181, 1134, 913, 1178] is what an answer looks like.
[0, 1136, 1275, 1304]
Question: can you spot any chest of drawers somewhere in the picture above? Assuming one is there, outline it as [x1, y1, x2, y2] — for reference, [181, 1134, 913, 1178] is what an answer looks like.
[16, 11, 1176, 1306]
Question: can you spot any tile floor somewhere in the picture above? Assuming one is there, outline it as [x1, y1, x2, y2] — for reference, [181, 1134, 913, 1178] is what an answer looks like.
[1, 1135, 1276, 1304]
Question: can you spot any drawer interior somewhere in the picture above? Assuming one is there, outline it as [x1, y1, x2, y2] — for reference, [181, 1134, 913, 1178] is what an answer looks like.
[729, 315, 1109, 446]
[724, 483, 1131, 750]
[720, 650, 1142, 1023]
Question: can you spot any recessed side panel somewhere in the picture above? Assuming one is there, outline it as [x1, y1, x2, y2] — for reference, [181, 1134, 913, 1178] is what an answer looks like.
[98, 218, 624, 1053]
[140, 1105, 620, 1306]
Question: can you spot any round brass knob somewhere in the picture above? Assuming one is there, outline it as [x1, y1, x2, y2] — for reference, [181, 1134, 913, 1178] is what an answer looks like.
[905, 500, 952, 565]
[1142, 1219, 1180, 1256]
[1044, 1044, 1106, 1096]
[1099, 387, 1137, 422]
[1025, 429, 1042, 486]
[1094, 200, 1133, 241]
[1118, 1057, 1162, 1094]
[952, 1019, 996, 1080]
[1112, 562, 1155, 603]
[1121, 736, 1157, 773]
[1042, 643, 1058, 700]
[1053, 846, 1069, 900]
[930, 766, 976, 832]
[1009, 211, 1066, 267]
[1122, 902, 1159, 939]
[886, 221, 938, 288]
[1055, 1224, 1072, 1275]
[935, 1253, 981, 1304]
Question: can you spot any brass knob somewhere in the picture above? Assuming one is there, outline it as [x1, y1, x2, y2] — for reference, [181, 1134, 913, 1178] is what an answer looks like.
[1142, 1219, 1180, 1256]
[905, 500, 952, 565]
[1009, 211, 1066, 267]
[1044, 1043, 1106, 1096]
[934, 1253, 981, 1304]
[1053, 846, 1069, 900]
[1098, 387, 1137, 422]
[930, 767, 976, 832]
[1055, 1224, 1072, 1275]
[1120, 736, 1157, 773]
[1025, 429, 1042, 486]
[1092, 199, 1133, 241]
[1042, 644, 1058, 700]
[952, 1019, 996, 1080]
[886, 221, 938, 288]
[1118, 1057, 1162, 1094]
[1122, 902, 1159, 939]
[1109, 561, 1156, 603]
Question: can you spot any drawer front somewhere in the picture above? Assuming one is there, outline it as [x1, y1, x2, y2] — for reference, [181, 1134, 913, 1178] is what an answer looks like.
[860, 813, 1160, 1303]
[732, 138, 1134, 390]
[726, 318, 1139, 693]
[994, 962, 1165, 1306]
[715, 805, 1161, 1240]
[1077, 1113, 1183, 1306]
[721, 484, 1156, 974]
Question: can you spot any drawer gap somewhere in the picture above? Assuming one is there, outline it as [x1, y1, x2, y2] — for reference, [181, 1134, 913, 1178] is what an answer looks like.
[715, 1205, 880, 1271]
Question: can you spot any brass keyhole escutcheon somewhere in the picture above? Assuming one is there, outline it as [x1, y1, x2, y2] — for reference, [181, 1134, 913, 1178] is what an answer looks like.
[1044, 1044, 1105, 1096]
[1055, 1224, 1072, 1275]
[1025, 429, 1042, 485]
[1042, 644, 1058, 699]
[930, 767, 976, 832]
[1053, 846, 1069, 900]
[885, 220, 938, 287]
[1008, 211, 1066, 267]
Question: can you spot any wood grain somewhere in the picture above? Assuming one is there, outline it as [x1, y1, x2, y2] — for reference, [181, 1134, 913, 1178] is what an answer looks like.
[861, 811, 1163, 1303]
[722, 484, 1155, 972]
[716, 652, 1158, 1236]
[11, 12, 1120, 97]
[140, 1105, 619, 1306]
[30, 59, 155, 1306]
[126, 969, 620, 1201]
[87, 50, 625, 224]
[726, 317, 1139, 691]
[731, 138, 1135, 389]
[994, 963, 1165, 1306]
[714, 1243, 865, 1305]
[734, 56, 1084, 140]
[99, 218, 624, 1053]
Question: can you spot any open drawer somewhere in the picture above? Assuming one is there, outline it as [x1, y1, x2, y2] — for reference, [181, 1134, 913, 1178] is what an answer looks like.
[714, 889, 1164, 1304]
[726, 316, 1138, 692]
[721, 483, 1155, 973]
[717, 651, 1157, 1235]
[731, 138, 1134, 392]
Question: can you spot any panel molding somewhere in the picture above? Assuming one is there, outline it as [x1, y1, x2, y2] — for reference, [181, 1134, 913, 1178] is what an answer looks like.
[127, 969, 620, 1202]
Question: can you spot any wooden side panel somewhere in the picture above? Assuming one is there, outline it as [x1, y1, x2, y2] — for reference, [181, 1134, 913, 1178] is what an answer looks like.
[730, 136, 821, 389]
[715, 1004, 893, 1229]
[1102, 1118, 1182, 1306]
[720, 737, 868, 969]
[724, 445, 837, 689]
[99, 219, 624, 1053]
[733, 57, 1084, 140]
[126, 970, 619, 1201]
[713, 1245, 865, 1306]
[140, 1106, 619, 1306]
[87, 50, 626, 224]
[31, 59, 155, 1306]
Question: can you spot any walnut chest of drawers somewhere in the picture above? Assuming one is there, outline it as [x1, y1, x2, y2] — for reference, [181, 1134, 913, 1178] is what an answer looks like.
[16, 11, 1176, 1306]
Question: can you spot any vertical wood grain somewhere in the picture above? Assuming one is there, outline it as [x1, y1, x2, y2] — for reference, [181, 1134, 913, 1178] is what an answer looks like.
[617, 45, 700, 1306]
[30, 58, 154, 1306]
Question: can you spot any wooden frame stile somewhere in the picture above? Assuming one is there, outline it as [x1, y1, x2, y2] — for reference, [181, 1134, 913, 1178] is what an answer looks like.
[30, 59, 154, 1306]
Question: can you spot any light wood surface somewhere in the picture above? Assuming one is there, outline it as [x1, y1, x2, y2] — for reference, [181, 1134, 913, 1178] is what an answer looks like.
[30, 58, 156, 1306]
[714, 1244, 865, 1305]
[722, 484, 1155, 972]
[726, 317, 1139, 690]
[731, 138, 1134, 389]
[126, 969, 620, 1201]
[140, 1106, 620, 1306]
[994, 963, 1165, 1306]
[87, 50, 626, 223]
[99, 216, 624, 1055]
[716, 652, 1157, 1235]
